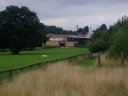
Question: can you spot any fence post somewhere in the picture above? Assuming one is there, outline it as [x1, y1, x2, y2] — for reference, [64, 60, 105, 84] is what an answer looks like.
[31, 65, 34, 70]
[97, 52, 101, 67]
[21, 68, 24, 72]
[121, 51, 124, 66]
[87, 52, 92, 58]
[38, 63, 41, 67]
[9, 70, 12, 78]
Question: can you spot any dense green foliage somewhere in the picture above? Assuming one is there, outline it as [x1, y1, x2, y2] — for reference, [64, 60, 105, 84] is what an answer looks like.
[109, 16, 128, 57]
[89, 16, 128, 58]
[44, 25, 75, 35]
[44, 25, 89, 35]
[78, 26, 89, 33]
[89, 24, 109, 52]
[0, 6, 46, 54]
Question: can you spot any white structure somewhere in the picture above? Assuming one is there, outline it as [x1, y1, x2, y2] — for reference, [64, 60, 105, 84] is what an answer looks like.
[48, 35, 68, 41]
[85, 32, 93, 39]
[47, 32, 93, 42]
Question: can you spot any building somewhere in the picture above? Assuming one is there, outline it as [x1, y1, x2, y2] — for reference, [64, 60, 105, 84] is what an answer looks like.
[59, 41, 78, 47]
[46, 41, 59, 47]
[46, 41, 78, 47]
[46, 32, 92, 47]
[48, 34, 68, 41]
[67, 32, 92, 43]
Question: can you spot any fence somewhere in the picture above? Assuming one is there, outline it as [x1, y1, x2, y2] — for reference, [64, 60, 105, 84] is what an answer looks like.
[1, 52, 126, 81]
[0, 53, 87, 81]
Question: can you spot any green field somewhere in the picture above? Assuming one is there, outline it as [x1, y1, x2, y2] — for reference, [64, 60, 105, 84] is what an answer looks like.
[0, 48, 88, 71]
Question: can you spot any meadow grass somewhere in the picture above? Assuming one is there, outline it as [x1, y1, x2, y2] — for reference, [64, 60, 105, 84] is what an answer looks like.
[0, 61, 128, 96]
[1, 50, 127, 96]
[0, 48, 88, 70]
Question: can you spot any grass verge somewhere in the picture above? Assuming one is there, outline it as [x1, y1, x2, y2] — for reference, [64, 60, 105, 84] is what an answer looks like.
[0, 62, 128, 96]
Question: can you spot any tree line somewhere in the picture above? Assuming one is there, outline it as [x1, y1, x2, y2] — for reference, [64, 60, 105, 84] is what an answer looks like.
[89, 16, 128, 58]
[77, 26, 89, 33]
[44, 25, 89, 35]
[44, 25, 74, 35]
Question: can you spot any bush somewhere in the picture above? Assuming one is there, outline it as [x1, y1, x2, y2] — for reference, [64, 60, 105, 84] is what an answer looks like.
[89, 38, 108, 53]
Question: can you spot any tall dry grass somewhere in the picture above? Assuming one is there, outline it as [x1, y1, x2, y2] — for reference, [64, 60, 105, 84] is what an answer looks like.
[0, 61, 128, 96]
[98, 54, 120, 66]
[98, 53, 128, 67]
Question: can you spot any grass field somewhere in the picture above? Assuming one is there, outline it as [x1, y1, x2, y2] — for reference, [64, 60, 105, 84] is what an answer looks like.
[1, 51, 127, 96]
[0, 48, 88, 70]
[1, 61, 128, 96]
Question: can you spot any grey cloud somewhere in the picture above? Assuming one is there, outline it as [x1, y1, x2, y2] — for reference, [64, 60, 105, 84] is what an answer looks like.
[0, 0, 128, 30]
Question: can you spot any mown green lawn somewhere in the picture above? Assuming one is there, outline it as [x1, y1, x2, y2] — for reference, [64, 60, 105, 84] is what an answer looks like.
[0, 48, 88, 70]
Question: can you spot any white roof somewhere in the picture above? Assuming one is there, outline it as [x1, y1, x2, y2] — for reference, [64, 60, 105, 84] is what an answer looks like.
[49, 37, 67, 41]
[68, 32, 93, 39]
[85, 32, 93, 38]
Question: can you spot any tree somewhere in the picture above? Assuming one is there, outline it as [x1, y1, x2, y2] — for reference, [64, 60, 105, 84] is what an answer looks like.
[88, 16, 128, 58]
[28, 23, 47, 50]
[89, 38, 107, 52]
[39, 23, 47, 46]
[78, 28, 84, 32]
[44, 25, 74, 35]
[109, 29, 128, 57]
[100, 24, 107, 31]
[0, 5, 45, 54]
[109, 16, 128, 57]
[89, 24, 109, 53]
[84, 26, 89, 33]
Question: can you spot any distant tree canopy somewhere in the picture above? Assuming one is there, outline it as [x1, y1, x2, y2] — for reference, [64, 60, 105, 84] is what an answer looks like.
[84, 26, 89, 32]
[78, 26, 89, 33]
[0, 5, 46, 54]
[44, 25, 89, 35]
[44, 25, 75, 35]
[78, 28, 84, 32]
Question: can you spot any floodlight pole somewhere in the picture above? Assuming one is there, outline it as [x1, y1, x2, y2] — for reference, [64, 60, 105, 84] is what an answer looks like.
[76, 25, 78, 32]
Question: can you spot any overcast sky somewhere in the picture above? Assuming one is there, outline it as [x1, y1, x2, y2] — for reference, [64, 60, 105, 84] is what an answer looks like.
[0, 0, 128, 31]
